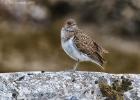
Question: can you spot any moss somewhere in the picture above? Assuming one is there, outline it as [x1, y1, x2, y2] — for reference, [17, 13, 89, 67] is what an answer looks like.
[99, 77, 133, 100]
[120, 77, 133, 91]
[99, 82, 124, 100]
[112, 77, 133, 92]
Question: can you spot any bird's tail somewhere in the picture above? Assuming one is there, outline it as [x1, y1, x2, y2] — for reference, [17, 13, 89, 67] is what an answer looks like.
[102, 48, 109, 54]
[90, 52, 106, 70]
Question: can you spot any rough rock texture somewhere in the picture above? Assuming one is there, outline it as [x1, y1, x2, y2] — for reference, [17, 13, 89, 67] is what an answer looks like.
[0, 71, 139, 100]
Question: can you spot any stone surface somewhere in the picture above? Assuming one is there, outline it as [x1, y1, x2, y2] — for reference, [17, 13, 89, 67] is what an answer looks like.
[0, 71, 139, 100]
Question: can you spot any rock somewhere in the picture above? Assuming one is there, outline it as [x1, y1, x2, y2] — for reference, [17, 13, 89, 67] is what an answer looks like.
[0, 71, 139, 100]
[0, 0, 49, 22]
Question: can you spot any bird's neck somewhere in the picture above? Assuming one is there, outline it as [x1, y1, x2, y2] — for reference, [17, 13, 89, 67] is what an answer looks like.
[61, 27, 76, 42]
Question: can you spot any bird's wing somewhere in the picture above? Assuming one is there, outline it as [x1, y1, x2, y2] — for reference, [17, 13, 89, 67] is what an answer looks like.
[73, 30, 106, 66]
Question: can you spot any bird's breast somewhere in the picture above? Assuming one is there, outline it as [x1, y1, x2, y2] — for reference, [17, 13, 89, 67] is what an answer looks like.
[61, 36, 91, 62]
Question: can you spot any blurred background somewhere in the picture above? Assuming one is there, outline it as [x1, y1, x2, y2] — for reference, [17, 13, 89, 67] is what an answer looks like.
[0, 0, 139, 73]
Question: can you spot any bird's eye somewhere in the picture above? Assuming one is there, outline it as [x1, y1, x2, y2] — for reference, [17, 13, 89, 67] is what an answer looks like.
[67, 21, 72, 25]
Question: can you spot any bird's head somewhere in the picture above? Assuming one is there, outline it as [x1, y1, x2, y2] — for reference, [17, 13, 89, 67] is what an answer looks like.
[63, 18, 78, 31]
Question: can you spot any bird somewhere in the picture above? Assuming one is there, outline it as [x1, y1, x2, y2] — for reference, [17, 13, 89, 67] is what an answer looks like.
[61, 18, 108, 71]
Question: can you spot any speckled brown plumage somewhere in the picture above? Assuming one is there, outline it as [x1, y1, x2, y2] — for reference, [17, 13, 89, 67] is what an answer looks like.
[73, 29, 107, 66]
[61, 18, 108, 70]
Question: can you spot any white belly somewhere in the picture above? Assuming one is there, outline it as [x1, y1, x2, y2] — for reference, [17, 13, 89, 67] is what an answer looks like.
[61, 37, 91, 62]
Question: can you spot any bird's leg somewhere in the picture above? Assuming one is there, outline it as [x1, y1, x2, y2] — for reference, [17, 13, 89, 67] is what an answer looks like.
[73, 59, 79, 71]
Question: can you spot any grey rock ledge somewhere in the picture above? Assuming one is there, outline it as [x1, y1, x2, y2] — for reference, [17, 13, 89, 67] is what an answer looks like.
[0, 71, 140, 100]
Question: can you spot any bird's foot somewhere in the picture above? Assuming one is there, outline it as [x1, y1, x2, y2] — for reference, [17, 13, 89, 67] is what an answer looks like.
[64, 68, 77, 72]
[64, 61, 79, 72]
